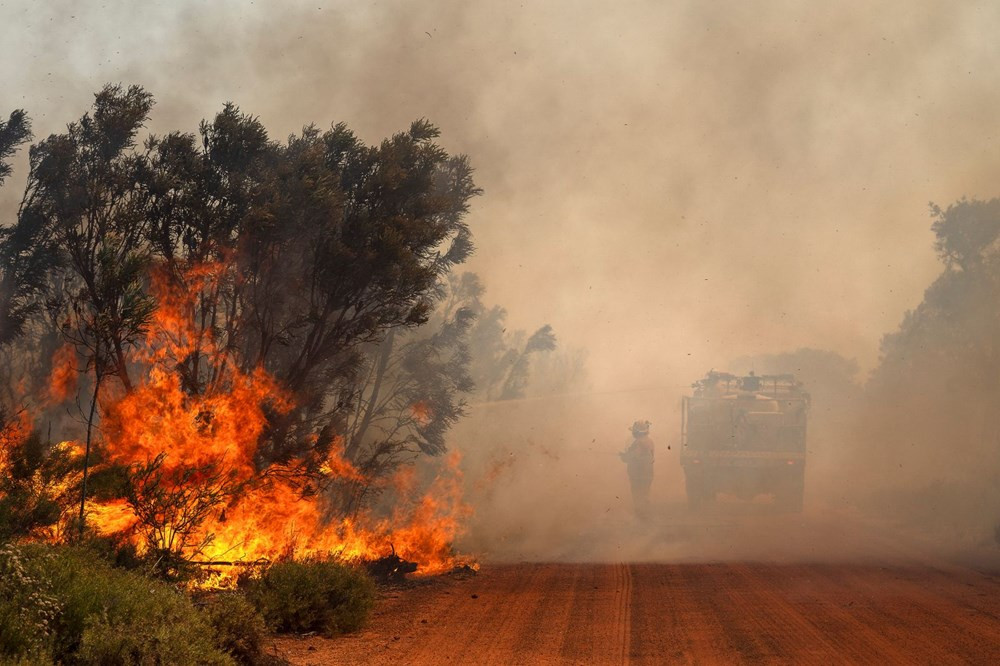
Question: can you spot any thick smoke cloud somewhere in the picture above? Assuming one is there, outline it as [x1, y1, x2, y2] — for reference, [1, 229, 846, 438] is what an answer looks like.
[5, 0, 1000, 562]
[5, 0, 1000, 386]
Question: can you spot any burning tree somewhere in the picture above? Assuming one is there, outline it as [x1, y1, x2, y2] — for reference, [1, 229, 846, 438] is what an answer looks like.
[0, 85, 480, 578]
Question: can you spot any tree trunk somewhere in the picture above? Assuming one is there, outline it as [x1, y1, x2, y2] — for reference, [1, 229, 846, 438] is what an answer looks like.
[347, 329, 395, 461]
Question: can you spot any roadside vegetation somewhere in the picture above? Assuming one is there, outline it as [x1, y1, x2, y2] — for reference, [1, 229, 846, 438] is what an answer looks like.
[0, 542, 379, 664]
[243, 560, 376, 636]
[0, 543, 231, 664]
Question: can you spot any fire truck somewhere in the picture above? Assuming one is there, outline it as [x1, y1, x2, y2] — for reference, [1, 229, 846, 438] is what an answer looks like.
[680, 371, 809, 511]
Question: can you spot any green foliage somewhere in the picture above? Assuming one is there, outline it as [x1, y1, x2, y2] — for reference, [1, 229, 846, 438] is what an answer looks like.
[244, 560, 375, 636]
[0, 109, 31, 187]
[76, 532, 144, 572]
[0, 544, 232, 665]
[0, 544, 60, 662]
[200, 593, 279, 666]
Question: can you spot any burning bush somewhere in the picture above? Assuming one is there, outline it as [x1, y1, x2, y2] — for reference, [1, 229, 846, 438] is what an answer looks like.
[243, 559, 376, 636]
[0, 417, 76, 542]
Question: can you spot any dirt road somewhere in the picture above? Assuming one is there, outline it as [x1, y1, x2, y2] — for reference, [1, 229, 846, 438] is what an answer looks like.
[275, 560, 1000, 665]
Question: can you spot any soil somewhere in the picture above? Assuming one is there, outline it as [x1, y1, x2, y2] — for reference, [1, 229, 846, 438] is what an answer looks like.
[272, 559, 1000, 664]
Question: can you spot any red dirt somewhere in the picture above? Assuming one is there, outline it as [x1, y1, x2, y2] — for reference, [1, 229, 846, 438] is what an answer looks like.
[273, 560, 1000, 664]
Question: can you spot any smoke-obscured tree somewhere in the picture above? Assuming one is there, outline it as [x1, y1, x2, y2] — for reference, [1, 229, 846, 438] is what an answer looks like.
[494, 325, 557, 400]
[345, 311, 476, 468]
[334, 265, 578, 516]
[526, 346, 588, 397]
[876, 199, 1000, 393]
[447, 272, 560, 401]
[862, 199, 1000, 530]
[337, 305, 476, 514]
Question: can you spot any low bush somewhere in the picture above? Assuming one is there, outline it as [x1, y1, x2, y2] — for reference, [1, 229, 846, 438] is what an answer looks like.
[244, 560, 375, 636]
[0, 544, 232, 665]
[0, 543, 60, 663]
[201, 592, 285, 665]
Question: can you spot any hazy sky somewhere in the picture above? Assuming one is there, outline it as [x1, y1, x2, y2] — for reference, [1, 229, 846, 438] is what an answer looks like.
[4, 0, 1000, 390]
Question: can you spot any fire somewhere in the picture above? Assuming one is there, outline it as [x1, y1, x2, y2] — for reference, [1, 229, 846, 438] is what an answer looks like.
[411, 401, 432, 427]
[46, 343, 78, 405]
[66, 262, 473, 586]
[0, 409, 31, 476]
[87, 499, 139, 536]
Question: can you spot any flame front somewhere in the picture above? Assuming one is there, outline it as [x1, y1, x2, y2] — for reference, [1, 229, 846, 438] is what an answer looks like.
[62, 263, 475, 585]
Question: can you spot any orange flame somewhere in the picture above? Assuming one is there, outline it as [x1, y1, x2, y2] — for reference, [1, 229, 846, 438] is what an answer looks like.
[411, 401, 432, 427]
[70, 262, 473, 586]
[46, 343, 78, 405]
[87, 499, 139, 536]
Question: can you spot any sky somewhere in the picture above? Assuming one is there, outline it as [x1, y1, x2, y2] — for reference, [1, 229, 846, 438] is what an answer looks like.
[4, 0, 1000, 390]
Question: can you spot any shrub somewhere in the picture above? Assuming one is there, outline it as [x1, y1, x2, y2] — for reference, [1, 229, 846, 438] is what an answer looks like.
[244, 560, 375, 636]
[0, 543, 60, 663]
[0, 544, 233, 665]
[201, 593, 282, 665]
[78, 532, 145, 572]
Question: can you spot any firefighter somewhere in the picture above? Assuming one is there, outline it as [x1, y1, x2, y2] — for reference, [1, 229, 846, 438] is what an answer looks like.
[620, 420, 654, 518]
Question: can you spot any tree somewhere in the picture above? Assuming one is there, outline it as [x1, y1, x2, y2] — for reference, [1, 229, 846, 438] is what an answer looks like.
[863, 198, 1000, 516]
[875, 199, 1000, 394]
[337, 305, 476, 514]
[0, 109, 48, 348]
[16, 86, 157, 391]
[0, 110, 31, 188]
[0, 86, 482, 555]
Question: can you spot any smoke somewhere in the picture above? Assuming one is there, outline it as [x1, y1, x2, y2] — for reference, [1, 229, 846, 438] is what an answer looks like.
[6, 1, 1000, 379]
[5, 0, 1000, 564]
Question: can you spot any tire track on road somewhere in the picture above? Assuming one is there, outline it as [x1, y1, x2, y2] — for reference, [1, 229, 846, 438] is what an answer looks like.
[617, 562, 633, 665]
[559, 564, 627, 664]
[278, 562, 1000, 665]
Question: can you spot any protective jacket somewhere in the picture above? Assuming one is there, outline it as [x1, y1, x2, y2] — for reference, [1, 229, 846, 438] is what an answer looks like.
[622, 434, 654, 515]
